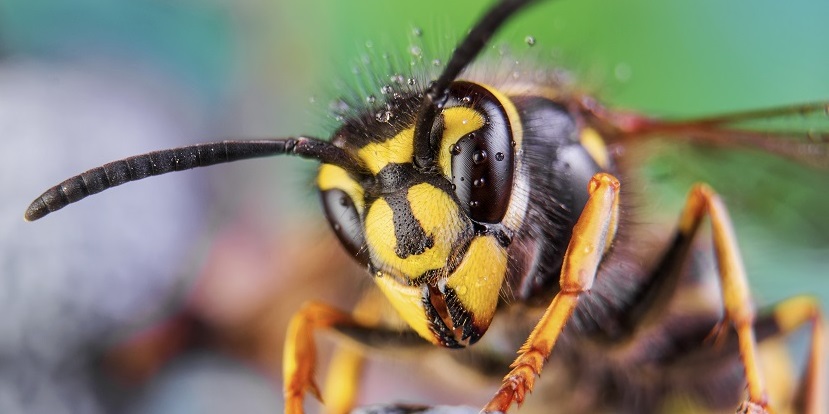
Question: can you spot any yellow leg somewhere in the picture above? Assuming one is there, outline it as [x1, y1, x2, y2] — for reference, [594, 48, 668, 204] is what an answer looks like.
[283, 297, 424, 414]
[483, 173, 621, 413]
[768, 297, 825, 414]
[322, 347, 364, 414]
[283, 302, 356, 414]
[678, 184, 776, 414]
[321, 290, 388, 414]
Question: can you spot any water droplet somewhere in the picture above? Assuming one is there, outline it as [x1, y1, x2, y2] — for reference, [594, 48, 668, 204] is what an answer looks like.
[333, 223, 341, 231]
[407, 78, 416, 86]
[432, 59, 442, 66]
[412, 27, 423, 37]
[449, 144, 461, 155]
[469, 200, 479, 208]
[450, 184, 457, 191]
[525, 35, 536, 46]
[460, 177, 465, 182]
[511, 140, 517, 147]
[461, 96, 472, 104]
[380, 85, 393, 95]
[330, 98, 350, 113]
[614, 62, 632, 82]
[473, 178, 485, 188]
[375, 111, 393, 123]
[390, 74, 405, 84]
[409, 45, 422, 57]
[472, 150, 488, 165]
[462, 119, 468, 125]
[366, 95, 376, 104]
[495, 152, 505, 161]
[334, 115, 344, 122]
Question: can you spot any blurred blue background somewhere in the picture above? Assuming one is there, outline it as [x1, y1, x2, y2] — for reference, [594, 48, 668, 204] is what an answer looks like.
[1, 1, 827, 413]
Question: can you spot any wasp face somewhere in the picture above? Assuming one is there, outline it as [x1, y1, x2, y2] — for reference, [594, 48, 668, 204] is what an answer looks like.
[318, 81, 526, 347]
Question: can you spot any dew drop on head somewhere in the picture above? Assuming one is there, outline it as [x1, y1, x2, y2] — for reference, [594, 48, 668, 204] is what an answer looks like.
[472, 150, 488, 165]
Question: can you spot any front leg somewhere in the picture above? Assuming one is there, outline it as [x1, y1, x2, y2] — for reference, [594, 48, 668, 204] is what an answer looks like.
[483, 173, 621, 413]
[283, 300, 428, 414]
[283, 301, 350, 414]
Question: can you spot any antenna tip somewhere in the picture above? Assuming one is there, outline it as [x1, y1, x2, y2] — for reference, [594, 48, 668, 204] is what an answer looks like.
[24, 199, 48, 222]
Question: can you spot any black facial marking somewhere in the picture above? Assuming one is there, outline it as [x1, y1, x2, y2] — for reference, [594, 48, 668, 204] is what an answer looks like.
[384, 192, 434, 259]
[472, 221, 513, 248]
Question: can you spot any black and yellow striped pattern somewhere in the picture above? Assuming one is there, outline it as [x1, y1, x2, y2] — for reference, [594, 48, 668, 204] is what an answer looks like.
[316, 79, 613, 347]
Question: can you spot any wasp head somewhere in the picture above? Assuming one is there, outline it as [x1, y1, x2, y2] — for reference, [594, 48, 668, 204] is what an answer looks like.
[318, 81, 526, 348]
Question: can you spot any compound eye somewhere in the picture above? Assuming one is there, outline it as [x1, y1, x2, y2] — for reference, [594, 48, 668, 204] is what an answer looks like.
[448, 84, 514, 224]
[321, 189, 368, 265]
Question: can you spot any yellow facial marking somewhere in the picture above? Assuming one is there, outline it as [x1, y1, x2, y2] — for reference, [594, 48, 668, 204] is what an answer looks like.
[374, 273, 437, 344]
[436, 107, 486, 177]
[445, 236, 507, 329]
[317, 164, 364, 213]
[580, 127, 610, 169]
[407, 182, 465, 255]
[364, 183, 464, 280]
[357, 128, 414, 175]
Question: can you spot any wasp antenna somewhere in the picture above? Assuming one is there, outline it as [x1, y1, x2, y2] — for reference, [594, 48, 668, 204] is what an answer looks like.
[25, 137, 359, 221]
[413, 0, 540, 169]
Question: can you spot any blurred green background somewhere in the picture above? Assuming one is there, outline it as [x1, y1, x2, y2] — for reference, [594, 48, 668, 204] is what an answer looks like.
[1, 0, 827, 412]
[314, 0, 829, 305]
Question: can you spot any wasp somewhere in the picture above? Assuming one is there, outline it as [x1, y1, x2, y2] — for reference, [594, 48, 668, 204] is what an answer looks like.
[24, 0, 827, 413]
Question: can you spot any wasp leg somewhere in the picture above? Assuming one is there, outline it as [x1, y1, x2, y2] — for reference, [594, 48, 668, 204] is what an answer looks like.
[321, 290, 391, 414]
[283, 300, 428, 414]
[766, 297, 825, 414]
[652, 296, 824, 413]
[322, 345, 363, 414]
[483, 173, 621, 413]
[673, 184, 777, 413]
